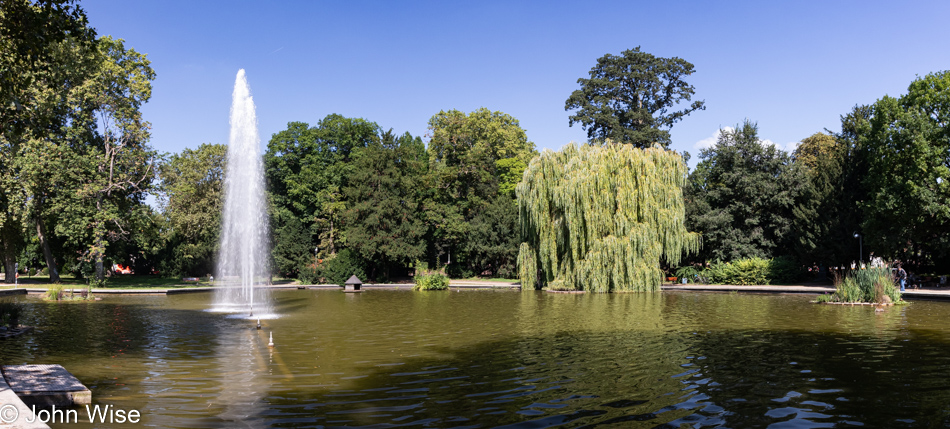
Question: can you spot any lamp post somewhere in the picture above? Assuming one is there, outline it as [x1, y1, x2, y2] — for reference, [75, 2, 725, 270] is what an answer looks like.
[853, 232, 863, 264]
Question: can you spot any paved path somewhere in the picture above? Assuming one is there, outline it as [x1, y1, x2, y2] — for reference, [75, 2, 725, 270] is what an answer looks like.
[3, 365, 90, 407]
[0, 374, 47, 429]
[662, 283, 950, 300]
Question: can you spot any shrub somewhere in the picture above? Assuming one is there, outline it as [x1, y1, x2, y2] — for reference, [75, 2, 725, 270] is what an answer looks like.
[693, 257, 805, 285]
[414, 273, 449, 291]
[298, 263, 320, 285]
[299, 249, 367, 286]
[674, 266, 702, 284]
[768, 256, 805, 284]
[707, 258, 770, 285]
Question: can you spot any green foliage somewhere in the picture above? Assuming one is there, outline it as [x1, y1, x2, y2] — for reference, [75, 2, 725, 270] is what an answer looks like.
[790, 132, 854, 267]
[696, 257, 803, 285]
[859, 71, 950, 267]
[565, 47, 705, 148]
[518, 143, 700, 292]
[342, 130, 428, 280]
[685, 120, 806, 262]
[265, 115, 381, 261]
[156, 143, 226, 276]
[43, 283, 65, 301]
[495, 157, 528, 198]
[426, 108, 537, 278]
[768, 256, 805, 284]
[674, 266, 701, 283]
[0, 0, 99, 282]
[47, 35, 157, 282]
[825, 267, 901, 304]
[304, 249, 366, 286]
[270, 209, 312, 278]
[413, 273, 449, 291]
[42, 284, 94, 302]
[706, 258, 770, 285]
[460, 194, 520, 279]
[427, 108, 536, 168]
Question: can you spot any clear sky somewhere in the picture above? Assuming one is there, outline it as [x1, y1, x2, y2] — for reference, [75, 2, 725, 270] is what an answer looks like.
[81, 0, 949, 168]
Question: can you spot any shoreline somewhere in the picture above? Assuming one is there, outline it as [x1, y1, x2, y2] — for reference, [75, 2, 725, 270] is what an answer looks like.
[4, 282, 949, 301]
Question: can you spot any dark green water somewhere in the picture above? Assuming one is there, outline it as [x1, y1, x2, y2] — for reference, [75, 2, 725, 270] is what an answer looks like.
[2, 290, 950, 428]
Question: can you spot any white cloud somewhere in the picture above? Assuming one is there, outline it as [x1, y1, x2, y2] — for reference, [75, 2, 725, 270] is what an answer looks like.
[694, 127, 799, 153]
[762, 139, 801, 153]
[693, 127, 733, 150]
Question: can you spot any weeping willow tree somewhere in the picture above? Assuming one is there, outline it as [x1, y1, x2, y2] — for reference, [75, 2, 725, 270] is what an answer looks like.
[517, 143, 700, 292]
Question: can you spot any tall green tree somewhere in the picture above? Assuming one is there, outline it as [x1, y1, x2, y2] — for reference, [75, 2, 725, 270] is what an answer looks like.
[341, 130, 428, 279]
[50, 36, 156, 282]
[156, 143, 226, 276]
[685, 121, 806, 262]
[518, 143, 700, 292]
[264, 115, 380, 271]
[0, 0, 97, 282]
[790, 132, 851, 267]
[860, 71, 950, 267]
[565, 47, 705, 148]
[426, 108, 536, 277]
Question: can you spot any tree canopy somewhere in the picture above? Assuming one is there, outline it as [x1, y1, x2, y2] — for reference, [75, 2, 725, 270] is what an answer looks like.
[426, 108, 536, 278]
[565, 47, 705, 148]
[156, 143, 226, 276]
[518, 143, 700, 292]
[860, 71, 950, 266]
[342, 130, 428, 279]
[1, 1, 155, 283]
[685, 121, 805, 262]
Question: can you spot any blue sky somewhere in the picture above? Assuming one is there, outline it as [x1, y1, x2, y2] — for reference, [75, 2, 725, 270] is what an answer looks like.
[82, 0, 949, 168]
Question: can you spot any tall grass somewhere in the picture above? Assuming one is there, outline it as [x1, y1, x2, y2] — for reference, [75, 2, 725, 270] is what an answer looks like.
[42, 284, 95, 302]
[825, 267, 901, 304]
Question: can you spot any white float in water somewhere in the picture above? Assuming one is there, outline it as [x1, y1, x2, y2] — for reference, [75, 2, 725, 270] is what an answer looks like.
[211, 69, 274, 319]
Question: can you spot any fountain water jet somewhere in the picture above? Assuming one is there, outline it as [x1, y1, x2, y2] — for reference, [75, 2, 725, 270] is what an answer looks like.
[212, 69, 274, 318]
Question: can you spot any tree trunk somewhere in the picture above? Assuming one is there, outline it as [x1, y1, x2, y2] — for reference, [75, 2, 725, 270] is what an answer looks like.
[36, 217, 60, 283]
[1, 221, 20, 284]
[2, 253, 14, 285]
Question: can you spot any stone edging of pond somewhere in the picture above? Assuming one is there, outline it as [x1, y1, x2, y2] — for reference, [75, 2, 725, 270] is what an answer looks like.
[0, 288, 28, 297]
[0, 372, 49, 429]
[813, 301, 897, 306]
[11, 283, 520, 296]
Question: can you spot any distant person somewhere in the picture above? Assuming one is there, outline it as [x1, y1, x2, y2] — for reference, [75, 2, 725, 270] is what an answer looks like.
[896, 263, 907, 292]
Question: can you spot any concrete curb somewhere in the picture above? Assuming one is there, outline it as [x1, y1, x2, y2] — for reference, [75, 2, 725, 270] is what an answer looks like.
[0, 375, 48, 429]
[11, 283, 520, 296]
[0, 289, 27, 297]
[661, 284, 950, 301]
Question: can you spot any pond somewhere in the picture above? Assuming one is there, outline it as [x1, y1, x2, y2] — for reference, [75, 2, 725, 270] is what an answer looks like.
[2, 290, 949, 428]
